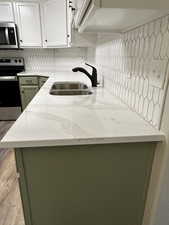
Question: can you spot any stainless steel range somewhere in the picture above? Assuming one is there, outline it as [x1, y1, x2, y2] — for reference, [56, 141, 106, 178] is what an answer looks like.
[0, 58, 25, 121]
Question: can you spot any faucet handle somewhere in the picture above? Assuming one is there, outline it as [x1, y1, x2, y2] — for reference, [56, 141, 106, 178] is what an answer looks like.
[85, 63, 95, 69]
[85, 63, 97, 76]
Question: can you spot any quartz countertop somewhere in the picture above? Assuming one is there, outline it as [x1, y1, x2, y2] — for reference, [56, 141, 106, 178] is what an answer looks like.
[0, 71, 165, 148]
[17, 71, 54, 77]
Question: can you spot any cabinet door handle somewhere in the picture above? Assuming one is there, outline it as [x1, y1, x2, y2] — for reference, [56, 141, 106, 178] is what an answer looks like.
[20, 40, 23, 43]
[45, 40, 47, 42]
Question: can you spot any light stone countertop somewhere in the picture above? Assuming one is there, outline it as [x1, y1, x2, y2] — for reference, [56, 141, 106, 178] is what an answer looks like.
[17, 71, 55, 77]
[0, 71, 165, 148]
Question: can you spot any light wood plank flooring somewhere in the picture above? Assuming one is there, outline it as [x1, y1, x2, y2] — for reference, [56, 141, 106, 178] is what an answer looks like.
[0, 122, 25, 225]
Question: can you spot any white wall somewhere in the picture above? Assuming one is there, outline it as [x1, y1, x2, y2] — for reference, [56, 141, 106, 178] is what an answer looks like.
[147, 78, 169, 225]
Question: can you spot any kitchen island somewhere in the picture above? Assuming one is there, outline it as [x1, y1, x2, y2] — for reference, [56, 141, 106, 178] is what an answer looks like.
[0, 72, 165, 225]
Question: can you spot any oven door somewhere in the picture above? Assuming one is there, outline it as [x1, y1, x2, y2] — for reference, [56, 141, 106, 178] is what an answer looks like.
[0, 77, 21, 121]
[0, 23, 19, 49]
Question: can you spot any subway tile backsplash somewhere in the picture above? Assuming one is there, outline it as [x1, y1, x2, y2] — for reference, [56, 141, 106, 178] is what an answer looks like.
[95, 15, 169, 129]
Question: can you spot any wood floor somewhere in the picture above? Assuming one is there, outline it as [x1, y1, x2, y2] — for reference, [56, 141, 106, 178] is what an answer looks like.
[0, 122, 25, 225]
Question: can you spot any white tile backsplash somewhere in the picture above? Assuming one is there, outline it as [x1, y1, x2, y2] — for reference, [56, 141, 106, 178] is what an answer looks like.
[0, 48, 86, 72]
[88, 15, 169, 129]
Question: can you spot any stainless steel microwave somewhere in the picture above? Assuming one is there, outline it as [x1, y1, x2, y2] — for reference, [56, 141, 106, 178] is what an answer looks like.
[0, 22, 19, 49]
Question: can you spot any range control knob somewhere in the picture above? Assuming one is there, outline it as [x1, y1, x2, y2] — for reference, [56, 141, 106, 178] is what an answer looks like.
[14, 59, 18, 63]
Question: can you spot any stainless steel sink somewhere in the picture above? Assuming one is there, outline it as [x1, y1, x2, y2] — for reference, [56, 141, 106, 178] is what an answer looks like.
[49, 82, 92, 96]
[51, 82, 88, 90]
[50, 90, 92, 96]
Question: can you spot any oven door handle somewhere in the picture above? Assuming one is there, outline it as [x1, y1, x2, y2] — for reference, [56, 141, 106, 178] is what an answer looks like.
[5, 27, 10, 45]
[0, 76, 17, 81]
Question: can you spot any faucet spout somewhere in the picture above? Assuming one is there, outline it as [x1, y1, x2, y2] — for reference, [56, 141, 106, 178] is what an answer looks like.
[72, 67, 92, 79]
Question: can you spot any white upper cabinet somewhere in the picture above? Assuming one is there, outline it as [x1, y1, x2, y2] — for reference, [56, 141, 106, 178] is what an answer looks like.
[0, 2, 14, 22]
[67, 0, 73, 47]
[42, 0, 69, 48]
[75, 0, 169, 33]
[15, 2, 42, 47]
[74, 0, 88, 27]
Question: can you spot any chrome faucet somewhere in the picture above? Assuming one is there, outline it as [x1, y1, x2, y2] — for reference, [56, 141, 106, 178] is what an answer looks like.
[72, 63, 98, 87]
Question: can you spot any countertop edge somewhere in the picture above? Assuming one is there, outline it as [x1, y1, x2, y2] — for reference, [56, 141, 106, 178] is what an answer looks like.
[0, 133, 165, 149]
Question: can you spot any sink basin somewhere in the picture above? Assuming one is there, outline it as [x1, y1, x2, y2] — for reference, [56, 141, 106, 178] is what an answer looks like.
[51, 82, 88, 90]
[49, 82, 92, 96]
[50, 90, 92, 96]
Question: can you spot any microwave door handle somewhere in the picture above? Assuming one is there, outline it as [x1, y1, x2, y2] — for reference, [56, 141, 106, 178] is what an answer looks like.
[5, 28, 10, 44]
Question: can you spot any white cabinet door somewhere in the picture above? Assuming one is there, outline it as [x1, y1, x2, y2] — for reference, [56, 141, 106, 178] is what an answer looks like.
[42, 0, 68, 48]
[67, 0, 73, 47]
[15, 2, 42, 48]
[74, 0, 87, 27]
[0, 2, 14, 22]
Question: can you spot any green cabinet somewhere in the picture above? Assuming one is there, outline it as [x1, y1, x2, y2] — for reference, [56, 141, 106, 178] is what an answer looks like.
[20, 85, 39, 110]
[19, 76, 39, 85]
[39, 76, 48, 88]
[19, 76, 48, 110]
[15, 142, 156, 225]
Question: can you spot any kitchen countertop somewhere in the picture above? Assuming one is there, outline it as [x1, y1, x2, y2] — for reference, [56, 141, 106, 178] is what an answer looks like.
[0, 71, 165, 148]
[17, 71, 54, 77]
